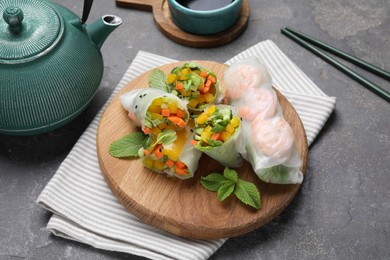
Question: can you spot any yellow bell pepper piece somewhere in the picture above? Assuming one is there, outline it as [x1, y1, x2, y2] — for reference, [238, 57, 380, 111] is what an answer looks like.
[151, 127, 161, 136]
[201, 131, 212, 144]
[204, 93, 215, 103]
[230, 116, 240, 128]
[148, 105, 161, 114]
[225, 123, 235, 135]
[153, 160, 166, 170]
[180, 68, 191, 80]
[166, 73, 177, 84]
[151, 98, 163, 106]
[221, 131, 232, 142]
[206, 105, 216, 116]
[196, 112, 209, 125]
[162, 129, 188, 161]
[197, 94, 206, 104]
[187, 99, 199, 108]
[143, 157, 154, 168]
[167, 101, 178, 114]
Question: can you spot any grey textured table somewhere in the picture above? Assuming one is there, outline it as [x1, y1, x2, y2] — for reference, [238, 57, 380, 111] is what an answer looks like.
[1, 0, 389, 259]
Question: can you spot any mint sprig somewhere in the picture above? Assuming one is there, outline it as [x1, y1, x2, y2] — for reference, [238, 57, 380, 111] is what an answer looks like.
[149, 69, 170, 92]
[109, 132, 147, 158]
[201, 167, 261, 210]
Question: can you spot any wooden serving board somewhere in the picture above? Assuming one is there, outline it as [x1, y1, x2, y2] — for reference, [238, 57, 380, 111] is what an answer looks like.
[115, 0, 250, 48]
[96, 61, 308, 240]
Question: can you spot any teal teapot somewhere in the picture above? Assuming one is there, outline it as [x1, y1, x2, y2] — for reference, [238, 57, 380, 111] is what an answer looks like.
[0, 0, 122, 135]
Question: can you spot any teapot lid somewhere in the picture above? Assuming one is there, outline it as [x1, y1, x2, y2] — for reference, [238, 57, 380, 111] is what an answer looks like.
[0, 0, 63, 64]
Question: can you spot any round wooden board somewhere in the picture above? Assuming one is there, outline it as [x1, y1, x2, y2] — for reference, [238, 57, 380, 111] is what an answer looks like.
[96, 61, 308, 240]
[115, 0, 250, 48]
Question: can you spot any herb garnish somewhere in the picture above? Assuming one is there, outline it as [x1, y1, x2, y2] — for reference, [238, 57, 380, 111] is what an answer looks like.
[109, 132, 147, 158]
[201, 167, 261, 210]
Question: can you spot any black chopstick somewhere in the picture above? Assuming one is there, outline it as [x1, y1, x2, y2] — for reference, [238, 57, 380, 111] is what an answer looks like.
[281, 28, 390, 103]
[285, 27, 390, 81]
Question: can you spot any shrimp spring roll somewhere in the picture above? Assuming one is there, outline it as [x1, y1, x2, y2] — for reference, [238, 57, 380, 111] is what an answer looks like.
[192, 105, 243, 168]
[246, 116, 303, 184]
[223, 56, 272, 100]
[140, 127, 202, 179]
[120, 88, 190, 135]
[165, 63, 219, 111]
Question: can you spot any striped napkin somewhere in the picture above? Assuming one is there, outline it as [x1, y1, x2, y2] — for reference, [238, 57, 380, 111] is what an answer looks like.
[37, 40, 336, 260]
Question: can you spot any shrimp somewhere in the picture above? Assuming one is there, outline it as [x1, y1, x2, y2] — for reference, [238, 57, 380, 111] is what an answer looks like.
[251, 116, 295, 163]
[237, 88, 277, 121]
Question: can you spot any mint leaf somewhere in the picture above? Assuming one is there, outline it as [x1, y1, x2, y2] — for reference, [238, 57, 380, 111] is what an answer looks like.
[223, 167, 238, 182]
[149, 69, 169, 92]
[109, 132, 147, 158]
[234, 179, 261, 210]
[217, 180, 235, 201]
[200, 173, 227, 192]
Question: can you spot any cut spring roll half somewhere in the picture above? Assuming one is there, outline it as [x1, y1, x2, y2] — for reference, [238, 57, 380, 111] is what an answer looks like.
[120, 88, 190, 136]
[192, 105, 243, 168]
[166, 63, 219, 111]
[246, 116, 303, 184]
[141, 127, 202, 179]
[223, 56, 273, 100]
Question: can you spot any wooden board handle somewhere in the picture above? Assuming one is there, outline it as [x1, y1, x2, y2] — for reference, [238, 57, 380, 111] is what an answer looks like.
[115, 0, 160, 11]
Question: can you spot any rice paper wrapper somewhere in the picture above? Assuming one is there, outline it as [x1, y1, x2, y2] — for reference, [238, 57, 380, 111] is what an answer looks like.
[195, 105, 244, 168]
[120, 88, 189, 131]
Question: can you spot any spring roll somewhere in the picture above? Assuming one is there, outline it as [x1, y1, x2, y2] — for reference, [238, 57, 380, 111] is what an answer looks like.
[192, 105, 243, 168]
[246, 116, 303, 184]
[120, 88, 190, 135]
[165, 63, 219, 111]
[140, 127, 202, 179]
[223, 56, 272, 100]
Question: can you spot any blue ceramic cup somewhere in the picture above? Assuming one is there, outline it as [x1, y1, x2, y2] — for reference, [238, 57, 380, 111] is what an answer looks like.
[168, 0, 242, 35]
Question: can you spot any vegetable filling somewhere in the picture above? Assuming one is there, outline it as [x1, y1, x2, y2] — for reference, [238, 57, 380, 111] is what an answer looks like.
[143, 96, 188, 135]
[166, 63, 218, 109]
[193, 105, 240, 148]
[141, 129, 190, 177]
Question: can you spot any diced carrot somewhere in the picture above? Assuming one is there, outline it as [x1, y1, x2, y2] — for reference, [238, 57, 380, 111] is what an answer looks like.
[153, 144, 164, 159]
[205, 79, 212, 88]
[144, 149, 150, 156]
[176, 109, 185, 118]
[200, 70, 208, 78]
[176, 161, 186, 168]
[161, 108, 170, 117]
[165, 159, 175, 168]
[199, 83, 205, 93]
[207, 75, 216, 83]
[176, 167, 189, 176]
[211, 132, 221, 141]
[168, 116, 186, 128]
[175, 82, 184, 90]
[143, 127, 152, 134]
[190, 139, 198, 146]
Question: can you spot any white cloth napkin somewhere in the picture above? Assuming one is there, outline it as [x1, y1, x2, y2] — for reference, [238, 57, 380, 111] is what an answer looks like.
[37, 40, 336, 260]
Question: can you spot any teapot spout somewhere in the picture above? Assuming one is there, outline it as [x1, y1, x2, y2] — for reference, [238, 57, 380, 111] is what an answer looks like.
[87, 15, 122, 49]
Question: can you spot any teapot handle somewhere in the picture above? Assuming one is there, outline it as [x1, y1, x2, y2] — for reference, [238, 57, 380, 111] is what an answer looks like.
[81, 0, 93, 24]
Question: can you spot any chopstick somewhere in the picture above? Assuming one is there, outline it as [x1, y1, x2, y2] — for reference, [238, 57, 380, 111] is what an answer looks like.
[284, 27, 390, 81]
[281, 27, 390, 103]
